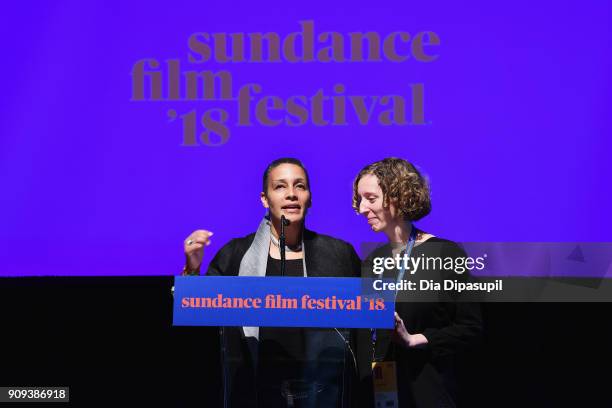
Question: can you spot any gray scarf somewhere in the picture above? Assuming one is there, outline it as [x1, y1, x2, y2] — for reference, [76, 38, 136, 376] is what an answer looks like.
[238, 216, 307, 339]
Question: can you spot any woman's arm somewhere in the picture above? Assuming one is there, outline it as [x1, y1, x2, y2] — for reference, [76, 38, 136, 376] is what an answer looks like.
[394, 241, 483, 357]
[182, 229, 214, 275]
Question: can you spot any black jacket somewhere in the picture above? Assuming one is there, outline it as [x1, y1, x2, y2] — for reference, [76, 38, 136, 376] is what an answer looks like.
[357, 237, 483, 408]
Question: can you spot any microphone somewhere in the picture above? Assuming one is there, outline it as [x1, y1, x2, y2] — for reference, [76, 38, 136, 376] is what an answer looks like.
[280, 215, 288, 276]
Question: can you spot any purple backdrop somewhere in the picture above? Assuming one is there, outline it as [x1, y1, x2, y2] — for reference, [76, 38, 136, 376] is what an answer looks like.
[1, 1, 610, 276]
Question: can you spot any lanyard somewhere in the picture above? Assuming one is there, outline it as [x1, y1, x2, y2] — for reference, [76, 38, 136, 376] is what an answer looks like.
[396, 226, 417, 287]
[371, 225, 418, 360]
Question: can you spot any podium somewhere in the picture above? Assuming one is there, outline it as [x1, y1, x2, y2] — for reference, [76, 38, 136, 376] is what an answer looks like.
[173, 276, 395, 408]
[220, 326, 356, 408]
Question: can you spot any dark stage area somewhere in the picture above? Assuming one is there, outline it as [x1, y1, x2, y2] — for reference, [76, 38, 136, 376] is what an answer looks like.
[1, 277, 610, 407]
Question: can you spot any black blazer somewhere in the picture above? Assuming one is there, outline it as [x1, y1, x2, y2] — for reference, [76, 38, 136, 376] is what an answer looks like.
[206, 228, 361, 279]
[205, 228, 363, 408]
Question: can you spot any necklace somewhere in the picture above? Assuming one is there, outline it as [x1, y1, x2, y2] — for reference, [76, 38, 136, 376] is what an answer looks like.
[270, 234, 303, 252]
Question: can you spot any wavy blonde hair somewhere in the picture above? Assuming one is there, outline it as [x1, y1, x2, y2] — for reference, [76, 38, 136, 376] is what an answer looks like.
[352, 157, 431, 221]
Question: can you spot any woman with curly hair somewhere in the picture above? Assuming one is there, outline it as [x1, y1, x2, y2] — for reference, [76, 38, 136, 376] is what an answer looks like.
[353, 157, 482, 408]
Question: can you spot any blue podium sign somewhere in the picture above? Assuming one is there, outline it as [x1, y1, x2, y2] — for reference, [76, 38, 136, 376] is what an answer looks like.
[173, 276, 395, 328]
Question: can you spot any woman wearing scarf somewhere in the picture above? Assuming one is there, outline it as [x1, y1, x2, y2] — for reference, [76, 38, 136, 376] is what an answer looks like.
[182, 158, 362, 408]
[353, 158, 482, 408]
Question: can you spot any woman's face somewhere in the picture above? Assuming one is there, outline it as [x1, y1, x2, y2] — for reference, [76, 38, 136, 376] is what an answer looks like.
[356, 173, 399, 233]
[261, 163, 311, 225]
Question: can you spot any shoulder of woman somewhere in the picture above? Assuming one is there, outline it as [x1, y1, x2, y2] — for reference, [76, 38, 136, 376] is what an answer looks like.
[304, 230, 356, 253]
[215, 232, 257, 256]
[421, 236, 467, 257]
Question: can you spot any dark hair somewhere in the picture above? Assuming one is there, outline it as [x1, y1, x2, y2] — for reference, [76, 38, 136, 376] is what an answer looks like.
[262, 158, 310, 194]
[352, 157, 431, 221]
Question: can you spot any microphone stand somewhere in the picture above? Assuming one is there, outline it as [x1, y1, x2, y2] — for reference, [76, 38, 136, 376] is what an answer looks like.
[280, 215, 289, 276]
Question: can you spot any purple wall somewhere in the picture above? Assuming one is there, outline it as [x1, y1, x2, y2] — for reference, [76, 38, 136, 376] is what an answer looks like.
[1, 1, 610, 276]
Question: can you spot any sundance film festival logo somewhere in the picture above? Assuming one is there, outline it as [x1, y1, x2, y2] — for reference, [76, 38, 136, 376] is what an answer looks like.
[130, 21, 440, 146]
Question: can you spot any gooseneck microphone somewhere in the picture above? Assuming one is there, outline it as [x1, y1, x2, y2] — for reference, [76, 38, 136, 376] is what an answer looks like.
[280, 215, 290, 276]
